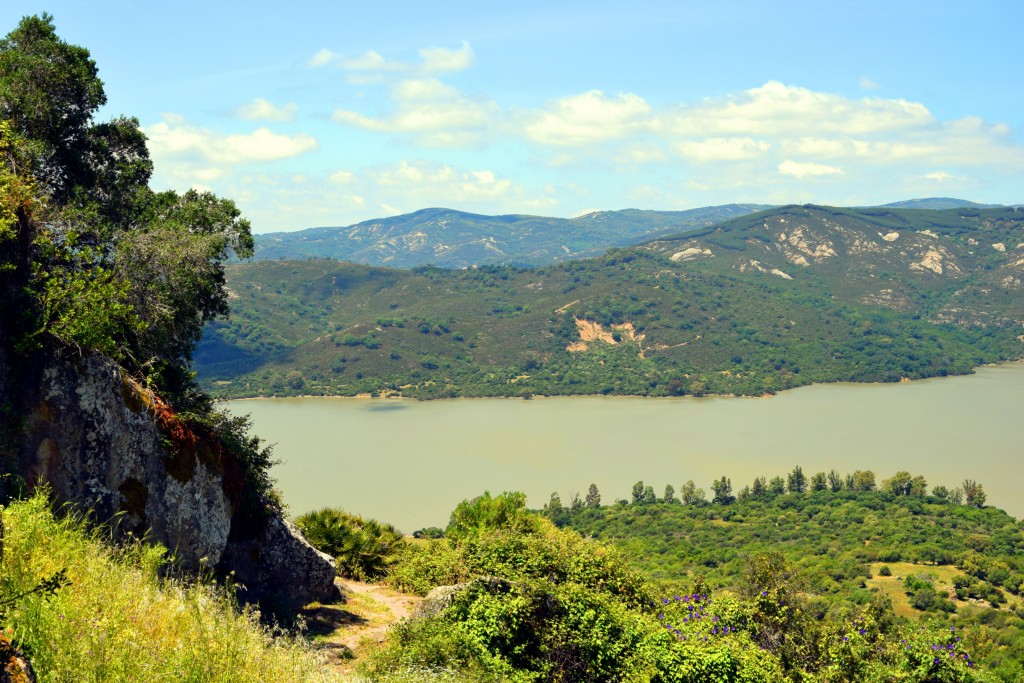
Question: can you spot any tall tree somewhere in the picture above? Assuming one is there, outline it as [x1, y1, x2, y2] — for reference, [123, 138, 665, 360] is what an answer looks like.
[751, 476, 768, 498]
[852, 470, 877, 492]
[910, 475, 928, 498]
[0, 13, 106, 200]
[711, 476, 734, 505]
[641, 485, 657, 506]
[0, 15, 252, 404]
[680, 480, 706, 506]
[885, 471, 913, 496]
[962, 480, 986, 508]
[584, 483, 601, 509]
[631, 481, 645, 505]
[786, 466, 807, 494]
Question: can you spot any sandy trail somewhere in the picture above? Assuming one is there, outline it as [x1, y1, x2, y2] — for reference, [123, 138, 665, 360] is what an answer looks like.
[303, 578, 421, 672]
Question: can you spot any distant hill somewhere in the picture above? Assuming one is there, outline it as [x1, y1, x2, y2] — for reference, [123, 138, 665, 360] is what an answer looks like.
[198, 204, 1024, 399]
[252, 205, 772, 268]
[877, 197, 1004, 210]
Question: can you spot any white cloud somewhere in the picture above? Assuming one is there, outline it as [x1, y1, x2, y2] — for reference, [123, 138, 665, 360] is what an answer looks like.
[311, 42, 476, 80]
[523, 90, 651, 146]
[148, 120, 318, 165]
[341, 49, 407, 72]
[504, 81, 1022, 178]
[781, 137, 942, 161]
[778, 160, 845, 178]
[675, 137, 771, 162]
[192, 167, 227, 182]
[618, 145, 668, 165]
[235, 75, 1021, 229]
[341, 159, 529, 211]
[332, 78, 495, 146]
[418, 41, 474, 72]
[309, 48, 337, 67]
[146, 116, 318, 177]
[234, 98, 298, 122]
[329, 170, 356, 185]
[859, 76, 879, 90]
[659, 81, 934, 137]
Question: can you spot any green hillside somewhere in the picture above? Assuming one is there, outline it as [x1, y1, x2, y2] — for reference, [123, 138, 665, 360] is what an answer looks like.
[350, 486, 1014, 682]
[252, 204, 772, 268]
[542, 470, 1024, 680]
[197, 205, 1024, 399]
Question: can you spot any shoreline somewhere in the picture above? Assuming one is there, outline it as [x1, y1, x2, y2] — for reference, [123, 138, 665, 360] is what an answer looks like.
[218, 359, 1024, 404]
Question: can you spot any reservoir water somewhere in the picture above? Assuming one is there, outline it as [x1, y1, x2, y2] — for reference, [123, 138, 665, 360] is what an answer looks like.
[227, 363, 1024, 532]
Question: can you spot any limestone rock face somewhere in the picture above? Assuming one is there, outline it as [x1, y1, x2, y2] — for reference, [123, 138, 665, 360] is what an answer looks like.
[20, 354, 231, 571]
[219, 515, 339, 611]
[9, 351, 336, 611]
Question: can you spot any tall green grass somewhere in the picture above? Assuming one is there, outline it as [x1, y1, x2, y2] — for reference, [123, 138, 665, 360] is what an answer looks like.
[0, 491, 342, 683]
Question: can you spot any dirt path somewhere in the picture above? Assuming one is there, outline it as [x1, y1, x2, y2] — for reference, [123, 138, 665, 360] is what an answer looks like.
[302, 578, 422, 673]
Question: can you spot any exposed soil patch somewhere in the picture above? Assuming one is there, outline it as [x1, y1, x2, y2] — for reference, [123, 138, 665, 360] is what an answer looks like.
[303, 578, 421, 673]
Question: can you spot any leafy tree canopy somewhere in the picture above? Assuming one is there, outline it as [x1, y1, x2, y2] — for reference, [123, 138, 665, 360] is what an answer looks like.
[0, 14, 252, 404]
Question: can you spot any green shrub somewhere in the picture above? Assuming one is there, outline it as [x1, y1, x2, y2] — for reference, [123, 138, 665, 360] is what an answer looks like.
[445, 491, 541, 542]
[295, 507, 406, 581]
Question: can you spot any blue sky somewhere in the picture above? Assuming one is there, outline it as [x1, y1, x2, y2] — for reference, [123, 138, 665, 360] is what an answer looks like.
[2, 1, 1022, 232]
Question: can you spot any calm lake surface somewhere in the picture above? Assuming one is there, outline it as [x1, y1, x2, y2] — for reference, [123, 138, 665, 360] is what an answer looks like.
[227, 363, 1024, 532]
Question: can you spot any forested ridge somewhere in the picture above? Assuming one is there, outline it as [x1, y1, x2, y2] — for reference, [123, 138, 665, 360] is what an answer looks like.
[197, 202, 1024, 399]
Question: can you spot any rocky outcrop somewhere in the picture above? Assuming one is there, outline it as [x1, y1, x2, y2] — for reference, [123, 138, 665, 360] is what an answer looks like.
[10, 351, 335, 611]
[18, 354, 231, 572]
[219, 515, 339, 612]
[0, 633, 36, 683]
[414, 577, 513, 619]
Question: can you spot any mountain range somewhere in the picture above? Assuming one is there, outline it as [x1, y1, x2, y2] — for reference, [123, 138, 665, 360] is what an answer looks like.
[198, 203, 1024, 399]
[252, 198, 1007, 269]
[252, 204, 772, 268]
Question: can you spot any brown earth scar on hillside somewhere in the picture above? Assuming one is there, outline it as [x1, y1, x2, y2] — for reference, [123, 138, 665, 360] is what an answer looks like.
[567, 318, 646, 355]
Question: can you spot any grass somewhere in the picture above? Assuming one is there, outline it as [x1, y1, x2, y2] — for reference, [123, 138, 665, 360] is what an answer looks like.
[866, 562, 1022, 619]
[867, 562, 963, 619]
[0, 491, 343, 683]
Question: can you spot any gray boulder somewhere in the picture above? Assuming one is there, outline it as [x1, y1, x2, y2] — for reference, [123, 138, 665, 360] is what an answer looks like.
[219, 514, 340, 611]
[414, 576, 513, 619]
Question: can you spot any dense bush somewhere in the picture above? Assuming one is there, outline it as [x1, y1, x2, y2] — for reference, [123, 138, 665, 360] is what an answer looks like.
[294, 507, 406, 581]
[366, 493, 997, 682]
